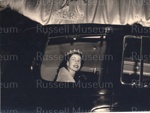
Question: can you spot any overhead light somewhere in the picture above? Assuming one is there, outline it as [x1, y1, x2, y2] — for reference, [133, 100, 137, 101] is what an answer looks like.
[82, 36, 101, 39]
[73, 38, 76, 40]
[30, 66, 33, 70]
[103, 36, 106, 39]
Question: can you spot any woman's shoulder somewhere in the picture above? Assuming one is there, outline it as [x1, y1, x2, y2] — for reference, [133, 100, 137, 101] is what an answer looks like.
[56, 67, 75, 83]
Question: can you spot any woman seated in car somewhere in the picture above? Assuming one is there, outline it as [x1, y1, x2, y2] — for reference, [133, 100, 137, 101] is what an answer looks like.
[55, 49, 83, 83]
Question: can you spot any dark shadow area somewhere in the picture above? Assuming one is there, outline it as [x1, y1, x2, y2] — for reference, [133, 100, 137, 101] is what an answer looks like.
[1, 8, 150, 112]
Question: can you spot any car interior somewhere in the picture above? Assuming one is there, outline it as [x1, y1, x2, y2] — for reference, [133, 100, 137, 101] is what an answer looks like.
[40, 35, 108, 83]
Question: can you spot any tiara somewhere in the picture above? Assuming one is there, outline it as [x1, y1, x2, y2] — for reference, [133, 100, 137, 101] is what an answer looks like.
[66, 49, 82, 56]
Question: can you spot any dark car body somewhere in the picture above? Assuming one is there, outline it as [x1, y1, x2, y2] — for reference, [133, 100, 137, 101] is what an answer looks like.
[1, 9, 150, 112]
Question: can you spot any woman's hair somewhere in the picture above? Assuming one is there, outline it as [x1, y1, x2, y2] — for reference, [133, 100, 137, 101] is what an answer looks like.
[59, 52, 83, 69]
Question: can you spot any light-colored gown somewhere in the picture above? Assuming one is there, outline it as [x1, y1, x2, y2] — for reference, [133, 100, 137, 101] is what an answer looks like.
[56, 67, 75, 83]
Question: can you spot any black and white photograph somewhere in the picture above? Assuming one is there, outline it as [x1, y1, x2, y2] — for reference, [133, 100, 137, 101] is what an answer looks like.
[1, 0, 150, 112]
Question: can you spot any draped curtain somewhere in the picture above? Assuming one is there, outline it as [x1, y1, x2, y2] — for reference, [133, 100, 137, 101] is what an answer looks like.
[1, 0, 150, 26]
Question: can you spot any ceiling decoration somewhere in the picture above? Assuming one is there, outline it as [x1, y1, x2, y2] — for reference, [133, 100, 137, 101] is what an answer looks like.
[1, 0, 150, 26]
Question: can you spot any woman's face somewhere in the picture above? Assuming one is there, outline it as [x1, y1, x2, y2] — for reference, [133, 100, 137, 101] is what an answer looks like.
[67, 54, 82, 72]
